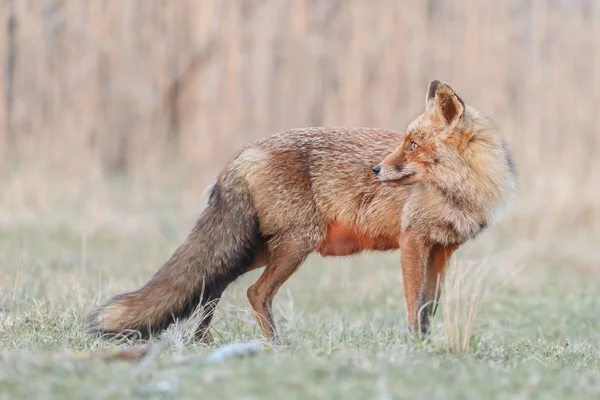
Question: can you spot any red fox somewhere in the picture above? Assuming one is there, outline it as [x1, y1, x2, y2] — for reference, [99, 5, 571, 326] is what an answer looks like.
[86, 81, 516, 342]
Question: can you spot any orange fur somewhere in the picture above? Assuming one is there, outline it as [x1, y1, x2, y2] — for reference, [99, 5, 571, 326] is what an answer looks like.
[318, 222, 399, 256]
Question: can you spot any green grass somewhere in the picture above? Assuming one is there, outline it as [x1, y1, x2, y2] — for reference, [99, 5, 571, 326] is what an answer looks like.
[0, 179, 599, 399]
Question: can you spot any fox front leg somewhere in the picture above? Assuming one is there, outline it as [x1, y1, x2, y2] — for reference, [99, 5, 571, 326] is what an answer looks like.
[422, 243, 460, 320]
[398, 231, 432, 337]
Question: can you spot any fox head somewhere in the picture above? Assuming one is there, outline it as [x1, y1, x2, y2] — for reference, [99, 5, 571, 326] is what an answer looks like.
[374, 80, 473, 187]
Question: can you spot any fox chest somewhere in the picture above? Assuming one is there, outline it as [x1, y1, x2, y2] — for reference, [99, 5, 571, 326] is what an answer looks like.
[317, 222, 400, 257]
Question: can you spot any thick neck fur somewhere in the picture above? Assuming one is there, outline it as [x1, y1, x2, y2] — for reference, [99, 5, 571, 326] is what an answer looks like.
[433, 105, 516, 226]
[403, 106, 516, 244]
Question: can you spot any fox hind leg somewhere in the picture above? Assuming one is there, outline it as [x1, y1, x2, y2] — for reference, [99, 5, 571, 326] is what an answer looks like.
[247, 237, 310, 343]
[196, 247, 270, 342]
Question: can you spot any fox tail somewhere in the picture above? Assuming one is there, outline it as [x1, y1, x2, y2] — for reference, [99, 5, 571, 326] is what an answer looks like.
[85, 176, 263, 338]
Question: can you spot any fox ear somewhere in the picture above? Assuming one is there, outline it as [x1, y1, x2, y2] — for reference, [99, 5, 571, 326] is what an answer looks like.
[425, 80, 442, 109]
[426, 80, 465, 129]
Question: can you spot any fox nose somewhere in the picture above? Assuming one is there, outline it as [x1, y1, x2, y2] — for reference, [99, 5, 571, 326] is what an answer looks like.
[372, 164, 381, 175]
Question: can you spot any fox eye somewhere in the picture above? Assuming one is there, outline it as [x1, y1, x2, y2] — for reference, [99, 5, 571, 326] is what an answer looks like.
[406, 142, 418, 151]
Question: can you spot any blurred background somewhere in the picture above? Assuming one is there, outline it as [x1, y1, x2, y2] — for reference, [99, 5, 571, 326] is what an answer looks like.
[0, 1, 598, 237]
[1, 5, 600, 385]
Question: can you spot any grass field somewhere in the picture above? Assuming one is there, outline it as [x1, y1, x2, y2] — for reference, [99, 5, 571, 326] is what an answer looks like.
[0, 174, 599, 399]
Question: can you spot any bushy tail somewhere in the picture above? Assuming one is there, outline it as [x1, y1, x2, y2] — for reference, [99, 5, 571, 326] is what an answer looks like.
[85, 178, 263, 338]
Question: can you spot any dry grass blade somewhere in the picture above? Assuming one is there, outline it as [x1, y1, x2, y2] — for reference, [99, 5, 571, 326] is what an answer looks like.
[165, 294, 219, 346]
[441, 258, 494, 353]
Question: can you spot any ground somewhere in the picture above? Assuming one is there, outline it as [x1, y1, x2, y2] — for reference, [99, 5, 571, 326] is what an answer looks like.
[0, 176, 598, 399]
